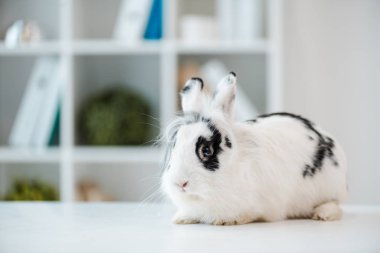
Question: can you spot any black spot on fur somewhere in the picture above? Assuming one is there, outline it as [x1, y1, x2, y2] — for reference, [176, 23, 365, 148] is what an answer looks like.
[303, 133, 337, 176]
[257, 112, 316, 133]
[308, 135, 314, 141]
[195, 122, 223, 171]
[166, 113, 223, 172]
[181, 78, 204, 94]
[190, 77, 204, 89]
[246, 119, 257, 124]
[181, 85, 191, 93]
[253, 112, 338, 178]
[225, 136, 232, 148]
[229, 71, 236, 77]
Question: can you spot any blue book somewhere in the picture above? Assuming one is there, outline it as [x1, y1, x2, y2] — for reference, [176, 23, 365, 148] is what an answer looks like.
[144, 0, 162, 40]
[48, 106, 60, 146]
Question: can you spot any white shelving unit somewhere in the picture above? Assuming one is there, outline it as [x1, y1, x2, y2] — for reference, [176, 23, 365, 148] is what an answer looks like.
[0, 0, 283, 202]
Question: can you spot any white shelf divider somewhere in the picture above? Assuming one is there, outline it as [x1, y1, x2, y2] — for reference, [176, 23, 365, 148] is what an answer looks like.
[73, 147, 161, 164]
[267, 0, 284, 112]
[0, 147, 60, 163]
[0, 41, 61, 56]
[59, 0, 75, 202]
[72, 40, 162, 55]
[174, 40, 269, 54]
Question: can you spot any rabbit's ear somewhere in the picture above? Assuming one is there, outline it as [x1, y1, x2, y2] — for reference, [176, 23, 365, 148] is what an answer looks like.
[211, 72, 237, 118]
[180, 77, 208, 113]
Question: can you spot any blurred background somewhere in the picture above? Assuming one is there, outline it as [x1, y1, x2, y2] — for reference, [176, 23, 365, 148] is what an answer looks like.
[0, 0, 378, 204]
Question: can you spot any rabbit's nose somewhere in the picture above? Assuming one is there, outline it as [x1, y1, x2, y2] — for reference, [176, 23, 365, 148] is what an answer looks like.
[181, 181, 188, 188]
[177, 181, 189, 191]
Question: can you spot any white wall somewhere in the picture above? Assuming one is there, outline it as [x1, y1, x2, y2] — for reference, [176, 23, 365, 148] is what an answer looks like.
[283, 0, 380, 204]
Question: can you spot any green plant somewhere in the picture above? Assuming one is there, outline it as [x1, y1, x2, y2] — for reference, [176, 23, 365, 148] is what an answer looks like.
[78, 86, 152, 145]
[4, 179, 59, 201]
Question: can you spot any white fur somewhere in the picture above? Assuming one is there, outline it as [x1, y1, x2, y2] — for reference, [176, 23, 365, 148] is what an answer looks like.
[162, 73, 347, 225]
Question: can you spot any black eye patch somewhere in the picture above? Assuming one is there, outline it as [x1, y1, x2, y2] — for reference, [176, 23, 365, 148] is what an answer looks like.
[197, 142, 214, 161]
[225, 136, 232, 148]
[195, 123, 223, 171]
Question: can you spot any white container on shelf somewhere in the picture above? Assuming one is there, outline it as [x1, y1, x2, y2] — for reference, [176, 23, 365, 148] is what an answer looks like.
[180, 15, 218, 43]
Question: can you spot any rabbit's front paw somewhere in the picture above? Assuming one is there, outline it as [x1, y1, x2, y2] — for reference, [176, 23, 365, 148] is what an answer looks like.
[212, 219, 238, 226]
[212, 216, 253, 226]
[172, 213, 200, 224]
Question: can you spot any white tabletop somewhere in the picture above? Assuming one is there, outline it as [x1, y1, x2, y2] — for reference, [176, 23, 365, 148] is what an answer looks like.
[0, 203, 380, 253]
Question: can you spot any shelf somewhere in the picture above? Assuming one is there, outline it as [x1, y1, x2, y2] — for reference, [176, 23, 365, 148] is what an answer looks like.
[0, 147, 61, 163]
[73, 40, 162, 55]
[0, 41, 61, 56]
[0, 147, 161, 164]
[73, 147, 162, 164]
[174, 40, 269, 54]
[72, 40, 269, 55]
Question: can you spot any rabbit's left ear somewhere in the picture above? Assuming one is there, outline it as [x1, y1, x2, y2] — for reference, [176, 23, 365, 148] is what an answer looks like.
[211, 72, 237, 118]
[180, 77, 208, 113]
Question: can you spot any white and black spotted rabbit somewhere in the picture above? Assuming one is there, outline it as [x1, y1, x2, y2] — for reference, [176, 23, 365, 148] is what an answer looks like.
[162, 72, 347, 225]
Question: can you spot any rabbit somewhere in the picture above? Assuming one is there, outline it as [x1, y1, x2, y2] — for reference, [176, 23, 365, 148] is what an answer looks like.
[161, 72, 347, 225]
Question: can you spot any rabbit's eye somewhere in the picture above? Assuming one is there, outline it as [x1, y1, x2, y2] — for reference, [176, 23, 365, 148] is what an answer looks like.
[199, 144, 213, 160]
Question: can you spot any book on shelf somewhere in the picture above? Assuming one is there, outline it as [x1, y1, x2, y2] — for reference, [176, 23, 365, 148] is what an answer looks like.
[9, 56, 61, 148]
[30, 59, 62, 148]
[113, 0, 155, 42]
[201, 60, 259, 121]
[48, 107, 60, 146]
[144, 0, 162, 40]
[9, 57, 56, 147]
